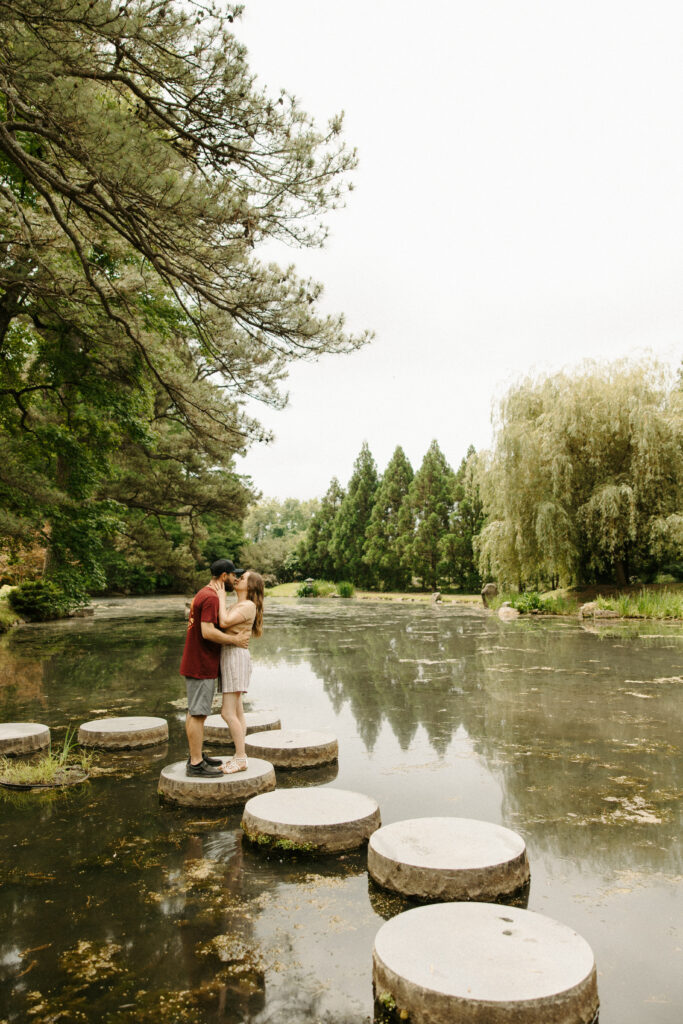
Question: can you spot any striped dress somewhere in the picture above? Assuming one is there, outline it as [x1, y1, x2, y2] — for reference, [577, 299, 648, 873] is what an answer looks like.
[220, 647, 252, 693]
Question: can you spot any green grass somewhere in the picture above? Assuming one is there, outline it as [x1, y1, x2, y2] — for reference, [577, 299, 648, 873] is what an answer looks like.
[0, 728, 93, 787]
[266, 582, 481, 604]
[0, 594, 22, 633]
[265, 582, 300, 596]
[489, 591, 579, 615]
[596, 588, 683, 619]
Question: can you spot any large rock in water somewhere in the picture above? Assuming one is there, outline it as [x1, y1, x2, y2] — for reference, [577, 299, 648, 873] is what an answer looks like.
[481, 582, 498, 607]
[578, 601, 620, 619]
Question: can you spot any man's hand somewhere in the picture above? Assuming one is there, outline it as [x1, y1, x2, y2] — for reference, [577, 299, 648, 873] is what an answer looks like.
[201, 621, 249, 646]
[229, 631, 250, 649]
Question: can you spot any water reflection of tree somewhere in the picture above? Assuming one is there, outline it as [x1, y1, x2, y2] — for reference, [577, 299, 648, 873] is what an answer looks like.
[2, 618, 185, 717]
[257, 603, 491, 754]
[259, 603, 683, 872]
[468, 623, 683, 871]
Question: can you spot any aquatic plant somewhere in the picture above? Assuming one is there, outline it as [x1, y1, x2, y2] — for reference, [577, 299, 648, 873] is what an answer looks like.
[597, 588, 683, 619]
[0, 728, 92, 787]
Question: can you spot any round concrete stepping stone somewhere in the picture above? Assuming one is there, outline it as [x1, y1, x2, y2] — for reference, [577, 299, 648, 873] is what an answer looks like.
[158, 757, 275, 808]
[79, 716, 168, 750]
[276, 760, 339, 789]
[244, 728, 338, 768]
[373, 903, 599, 1024]
[242, 786, 380, 853]
[0, 722, 50, 756]
[368, 817, 530, 902]
[203, 709, 281, 745]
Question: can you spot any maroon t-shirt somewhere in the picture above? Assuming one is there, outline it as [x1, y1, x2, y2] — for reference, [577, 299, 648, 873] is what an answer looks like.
[180, 586, 221, 679]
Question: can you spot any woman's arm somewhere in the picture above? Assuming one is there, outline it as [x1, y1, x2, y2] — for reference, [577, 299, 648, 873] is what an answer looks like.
[221, 602, 254, 629]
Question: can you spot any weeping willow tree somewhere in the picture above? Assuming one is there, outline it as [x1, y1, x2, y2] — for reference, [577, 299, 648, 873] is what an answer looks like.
[476, 359, 683, 588]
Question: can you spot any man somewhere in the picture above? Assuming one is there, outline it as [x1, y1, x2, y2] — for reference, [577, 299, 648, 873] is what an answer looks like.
[180, 558, 250, 776]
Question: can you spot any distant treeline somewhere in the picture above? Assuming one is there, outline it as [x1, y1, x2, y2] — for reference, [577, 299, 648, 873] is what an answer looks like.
[246, 359, 683, 592]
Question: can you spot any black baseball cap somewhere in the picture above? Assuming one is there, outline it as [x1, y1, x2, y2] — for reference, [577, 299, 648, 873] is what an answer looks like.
[210, 558, 244, 577]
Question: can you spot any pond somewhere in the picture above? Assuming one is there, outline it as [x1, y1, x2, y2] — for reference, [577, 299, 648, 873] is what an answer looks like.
[0, 597, 681, 1023]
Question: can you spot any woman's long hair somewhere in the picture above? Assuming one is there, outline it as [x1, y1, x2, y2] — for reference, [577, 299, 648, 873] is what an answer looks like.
[246, 571, 264, 637]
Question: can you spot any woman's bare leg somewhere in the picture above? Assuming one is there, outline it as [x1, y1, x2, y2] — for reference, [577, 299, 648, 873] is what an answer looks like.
[236, 693, 247, 745]
[221, 692, 246, 759]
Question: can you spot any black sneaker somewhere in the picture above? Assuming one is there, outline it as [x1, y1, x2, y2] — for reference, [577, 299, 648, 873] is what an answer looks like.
[186, 760, 223, 778]
[202, 752, 222, 767]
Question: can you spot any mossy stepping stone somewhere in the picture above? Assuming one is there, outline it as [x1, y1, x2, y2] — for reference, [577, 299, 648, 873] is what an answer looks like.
[203, 709, 281, 744]
[368, 817, 530, 902]
[244, 728, 338, 768]
[242, 786, 380, 853]
[79, 716, 168, 750]
[158, 757, 275, 808]
[0, 723, 50, 756]
[373, 903, 599, 1024]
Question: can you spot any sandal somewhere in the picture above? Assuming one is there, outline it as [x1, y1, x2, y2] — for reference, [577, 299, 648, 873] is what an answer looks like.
[221, 756, 248, 775]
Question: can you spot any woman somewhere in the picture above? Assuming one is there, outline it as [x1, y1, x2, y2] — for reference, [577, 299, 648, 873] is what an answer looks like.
[217, 570, 264, 774]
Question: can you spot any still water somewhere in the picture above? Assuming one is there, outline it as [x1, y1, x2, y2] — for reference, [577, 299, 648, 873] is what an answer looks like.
[0, 597, 681, 1023]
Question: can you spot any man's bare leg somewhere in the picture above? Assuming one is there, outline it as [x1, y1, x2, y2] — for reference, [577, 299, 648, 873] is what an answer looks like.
[186, 712, 206, 765]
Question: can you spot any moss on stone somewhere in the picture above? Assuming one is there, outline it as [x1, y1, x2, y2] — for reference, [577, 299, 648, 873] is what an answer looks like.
[242, 828, 317, 853]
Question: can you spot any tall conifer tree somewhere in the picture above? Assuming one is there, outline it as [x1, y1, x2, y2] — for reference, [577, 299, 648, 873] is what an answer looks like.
[364, 446, 413, 590]
[298, 478, 345, 579]
[400, 440, 456, 589]
[441, 446, 485, 591]
[331, 443, 378, 587]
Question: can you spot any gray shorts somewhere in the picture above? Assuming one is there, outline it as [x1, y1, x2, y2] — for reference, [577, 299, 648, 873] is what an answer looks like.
[186, 677, 217, 717]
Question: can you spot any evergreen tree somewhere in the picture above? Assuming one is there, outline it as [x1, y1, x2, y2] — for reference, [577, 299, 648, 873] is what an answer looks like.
[0, 1, 369, 594]
[298, 478, 345, 579]
[331, 443, 379, 587]
[441, 446, 485, 591]
[364, 446, 413, 590]
[400, 441, 456, 590]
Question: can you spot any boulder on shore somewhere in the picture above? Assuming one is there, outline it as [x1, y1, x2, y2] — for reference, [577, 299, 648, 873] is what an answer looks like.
[578, 601, 620, 620]
[481, 582, 498, 607]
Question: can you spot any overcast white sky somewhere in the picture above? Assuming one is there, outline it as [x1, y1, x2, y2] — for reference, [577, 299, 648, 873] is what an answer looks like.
[235, 0, 683, 500]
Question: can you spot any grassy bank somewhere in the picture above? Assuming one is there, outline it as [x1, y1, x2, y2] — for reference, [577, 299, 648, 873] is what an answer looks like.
[596, 587, 683, 620]
[0, 586, 22, 633]
[265, 582, 482, 606]
[265, 581, 683, 620]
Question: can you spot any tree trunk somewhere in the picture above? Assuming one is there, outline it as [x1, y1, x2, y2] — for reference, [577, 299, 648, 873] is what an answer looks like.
[614, 559, 627, 588]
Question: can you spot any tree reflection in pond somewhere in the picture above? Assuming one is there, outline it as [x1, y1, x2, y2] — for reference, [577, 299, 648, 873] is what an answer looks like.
[0, 598, 680, 1023]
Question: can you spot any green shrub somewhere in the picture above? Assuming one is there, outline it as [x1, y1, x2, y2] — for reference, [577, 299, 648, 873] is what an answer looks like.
[296, 579, 337, 598]
[0, 596, 21, 633]
[491, 590, 578, 615]
[512, 591, 544, 613]
[7, 580, 81, 621]
[540, 594, 578, 615]
[297, 580, 318, 597]
[336, 581, 355, 598]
